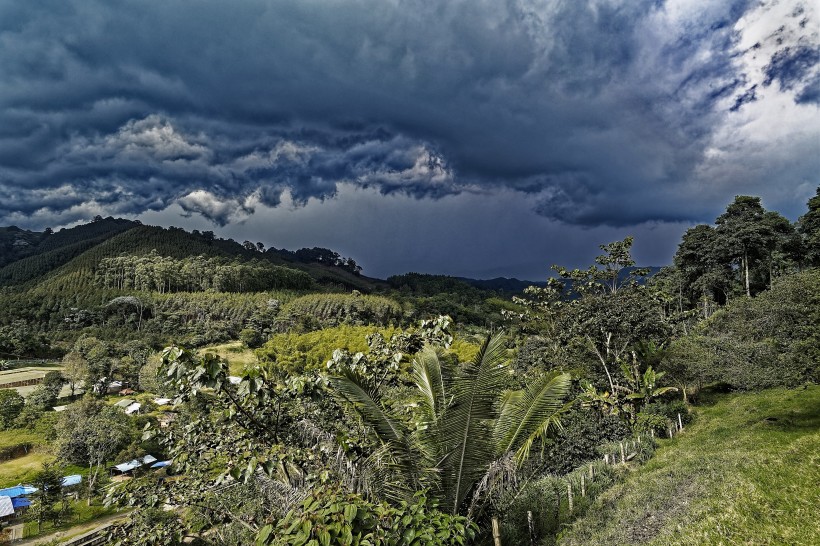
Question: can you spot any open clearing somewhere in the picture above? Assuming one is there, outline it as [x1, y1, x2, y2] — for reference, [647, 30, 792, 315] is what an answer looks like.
[199, 341, 259, 375]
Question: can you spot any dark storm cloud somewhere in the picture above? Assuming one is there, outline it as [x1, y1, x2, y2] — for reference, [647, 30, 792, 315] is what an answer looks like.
[0, 0, 818, 230]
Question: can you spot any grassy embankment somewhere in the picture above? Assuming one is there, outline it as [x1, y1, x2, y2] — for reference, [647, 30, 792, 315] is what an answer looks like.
[0, 429, 52, 488]
[559, 385, 820, 545]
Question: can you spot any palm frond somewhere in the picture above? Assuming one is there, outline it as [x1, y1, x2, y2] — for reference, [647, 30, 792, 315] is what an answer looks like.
[412, 345, 451, 422]
[495, 371, 572, 464]
[440, 332, 510, 514]
[327, 369, 422, 493]
[328, 368, 406, 447]
[466, 452, 519, 520]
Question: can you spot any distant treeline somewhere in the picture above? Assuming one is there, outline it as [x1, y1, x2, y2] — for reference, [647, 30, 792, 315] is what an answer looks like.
[94, 251, 312, 293]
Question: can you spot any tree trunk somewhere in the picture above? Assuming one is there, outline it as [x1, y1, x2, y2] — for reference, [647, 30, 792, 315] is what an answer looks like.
[88, 463, 98, 506]
[491, 517, 502, 546]
[769, 261, 774, 290]
[587, 335, 616, 393]
[744, 250, 750, 297]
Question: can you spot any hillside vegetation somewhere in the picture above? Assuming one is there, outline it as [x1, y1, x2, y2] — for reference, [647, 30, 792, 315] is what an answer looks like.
[0, 190, 817, 545]
[559, 385, 820, 545]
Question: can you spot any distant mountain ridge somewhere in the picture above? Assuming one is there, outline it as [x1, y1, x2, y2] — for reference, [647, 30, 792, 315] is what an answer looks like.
[457, 267, 663, 295]
[457, 277, 547, 293]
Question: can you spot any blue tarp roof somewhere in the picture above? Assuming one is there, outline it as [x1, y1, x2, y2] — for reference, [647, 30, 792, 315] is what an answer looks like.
[61, 475, 82, 487]
[150, 460, 171, 468]
[11, 497, 31, 508]
[0, 485, 37, 498]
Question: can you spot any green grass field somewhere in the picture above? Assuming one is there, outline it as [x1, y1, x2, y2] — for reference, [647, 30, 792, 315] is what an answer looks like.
[199, 341, 259, 375]
[558, 385, 820, 545]
[0, 429, 45, 449]
[0, 451, 54, 488]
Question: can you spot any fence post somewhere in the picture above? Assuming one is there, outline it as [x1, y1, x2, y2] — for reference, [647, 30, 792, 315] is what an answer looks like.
[567, 482, 573, 513]
[678, 413, 683, 430]
[604, 454, 609, 465]
[492, 517, 502, 546]
[588, 463, 594, 480]
[580, 473, 586, 497]
[619, 442, 626, 464]
[527, 510, 536, 546]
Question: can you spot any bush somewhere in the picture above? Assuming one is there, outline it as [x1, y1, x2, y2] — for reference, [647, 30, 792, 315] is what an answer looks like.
[537, 405, 630, 475]
[501, 462, 620, 546]
[238, 328, 264, 349]
[0, 389, 25, 429]
[256, 325, 401, 375]
[643, 400, 692, 426]
[692, 269, 820, 389]
[267, 487, 476, 546]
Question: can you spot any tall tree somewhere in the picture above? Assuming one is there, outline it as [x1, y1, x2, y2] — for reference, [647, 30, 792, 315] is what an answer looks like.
[714, 196, 776, 297]
[797, 186, 820, 266]
[62, 351, 87, 397]
[762, 210, 803, 286]
[523, 237, 669, 393]
[56, 399, 133, 505]
[0, 389, 25, 429]
[73, 337, 113, 396]
[26, 463, 64, 533]
[674, 224, 731, 312]
[26, 371, 65, 411]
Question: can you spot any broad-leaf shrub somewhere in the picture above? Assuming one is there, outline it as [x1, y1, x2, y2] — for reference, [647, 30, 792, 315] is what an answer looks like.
[265, 488, 476, 546]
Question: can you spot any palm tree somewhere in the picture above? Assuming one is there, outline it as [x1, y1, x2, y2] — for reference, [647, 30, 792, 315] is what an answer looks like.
[328, 332, 572, 517]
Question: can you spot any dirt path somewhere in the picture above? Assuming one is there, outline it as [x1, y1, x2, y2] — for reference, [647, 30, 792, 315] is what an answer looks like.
[14, 511, 129, 545]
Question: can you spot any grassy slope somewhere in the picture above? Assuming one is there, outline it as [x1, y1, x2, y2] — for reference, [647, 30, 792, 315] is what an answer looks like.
[199, 341, 259, 375]
[0, 451, 54, 488]
[559, 386, 820, 546]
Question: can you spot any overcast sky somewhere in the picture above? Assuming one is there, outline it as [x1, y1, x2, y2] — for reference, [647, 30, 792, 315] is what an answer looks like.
[1, 0, 818, 279]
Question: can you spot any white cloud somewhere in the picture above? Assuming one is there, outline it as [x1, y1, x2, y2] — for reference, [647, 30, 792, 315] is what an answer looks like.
[232, 140, 319, 171]
[177, 189, 254, 225]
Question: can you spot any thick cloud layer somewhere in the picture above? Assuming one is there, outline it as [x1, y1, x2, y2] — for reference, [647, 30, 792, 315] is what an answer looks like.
[0, 0, 818, 274]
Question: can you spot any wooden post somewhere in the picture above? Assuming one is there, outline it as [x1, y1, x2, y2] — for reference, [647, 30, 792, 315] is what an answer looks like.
[651, 429, 655, 439]
[580, 473, 586, 497]
[678, 413, 683, 430]
[588, 463, 594, 480]
[567, 482, 573, 513]
[620, 442, 626, 464]
[527, 510, 536, 546]
[604, 454, 609, 465]
[668, 427, 673, 438]
[492, 517, 502, 546]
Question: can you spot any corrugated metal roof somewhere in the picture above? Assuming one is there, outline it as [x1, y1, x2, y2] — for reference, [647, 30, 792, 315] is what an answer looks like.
[61, 475, 82, 487]
[0, 496, 14, 518]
